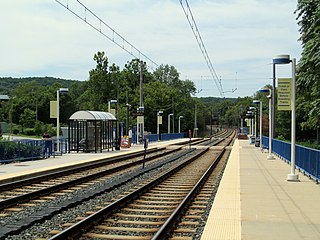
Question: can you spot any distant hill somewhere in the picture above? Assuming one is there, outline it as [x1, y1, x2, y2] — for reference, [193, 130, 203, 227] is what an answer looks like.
[199, 96, 237, 104]
[0, 77, 81, 95]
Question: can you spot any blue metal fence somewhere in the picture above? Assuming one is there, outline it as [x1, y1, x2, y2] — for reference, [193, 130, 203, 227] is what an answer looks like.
[145, 132, 187, 142]
[262, 136, 320, 182]
[0, 132, 184, 163]
[160, 133, 187, 141]
[145, 134, 158, 142]
[0, 137, 68, 163]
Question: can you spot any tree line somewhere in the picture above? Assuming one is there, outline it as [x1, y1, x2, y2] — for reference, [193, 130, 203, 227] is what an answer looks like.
[0, 52, 228, 137]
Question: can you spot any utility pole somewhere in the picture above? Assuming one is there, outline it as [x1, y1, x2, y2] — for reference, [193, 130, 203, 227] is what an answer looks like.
[210, 110, 213, 136]
[194, 105, 197, 138]
[126, 90, 129, 136]
[172, 97, 175, 133]
[137, 60, 144, 144]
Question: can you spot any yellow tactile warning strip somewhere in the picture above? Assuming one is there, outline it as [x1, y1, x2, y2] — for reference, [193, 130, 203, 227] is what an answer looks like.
[201, 139, 241, 240]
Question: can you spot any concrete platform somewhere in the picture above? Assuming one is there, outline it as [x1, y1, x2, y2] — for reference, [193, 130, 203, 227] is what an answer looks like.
[201, 138, 320, 240]
[0, 138, 189, 183]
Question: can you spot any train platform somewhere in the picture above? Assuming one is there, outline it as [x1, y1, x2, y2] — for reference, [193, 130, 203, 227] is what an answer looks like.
[201, 138, 320, 240]
[0, 138, 190, 183]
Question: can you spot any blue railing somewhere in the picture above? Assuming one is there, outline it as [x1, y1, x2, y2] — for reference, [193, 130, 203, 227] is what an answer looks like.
[262, 136, 320, 182]
[160, 133, 187, 141]
[0, 132, 185, 163]
[144, 133, 187, 143]
[0, 137, 68, 163]
[145, 134, 159, 142]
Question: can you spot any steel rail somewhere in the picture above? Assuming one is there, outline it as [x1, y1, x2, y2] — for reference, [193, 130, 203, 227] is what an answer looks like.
[49, 147, 209, 240]
[0, 147, 164, 187]
[0, 148, 194, 239]
[152, 148, 226, 239]
[0, 147, 178, 210]
[153, 131, 234, 239]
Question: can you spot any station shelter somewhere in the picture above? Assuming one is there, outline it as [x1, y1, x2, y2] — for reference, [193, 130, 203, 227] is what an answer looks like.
[68, 110, 117, 153]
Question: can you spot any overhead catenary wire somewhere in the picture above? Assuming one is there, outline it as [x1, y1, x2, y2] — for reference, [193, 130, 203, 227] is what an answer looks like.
[55, 0, 158, 70]
[179, 0, 224, 97]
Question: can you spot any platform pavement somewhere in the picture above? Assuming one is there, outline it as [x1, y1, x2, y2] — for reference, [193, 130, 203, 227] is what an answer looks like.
[201, 138, 320, 240]
[0, 138, 190, 183]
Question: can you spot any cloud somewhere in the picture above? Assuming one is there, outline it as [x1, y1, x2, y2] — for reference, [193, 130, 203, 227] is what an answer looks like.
[0, 0, 302, 98]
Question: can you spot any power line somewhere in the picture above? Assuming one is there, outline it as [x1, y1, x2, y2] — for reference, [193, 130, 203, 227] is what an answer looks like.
[178, 0, 224, 97]
[55, 0, 158, 70]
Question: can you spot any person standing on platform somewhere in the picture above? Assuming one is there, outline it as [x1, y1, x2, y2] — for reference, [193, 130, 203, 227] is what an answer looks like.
[128, 127, 132, 147]
[42, 132, 52, 158]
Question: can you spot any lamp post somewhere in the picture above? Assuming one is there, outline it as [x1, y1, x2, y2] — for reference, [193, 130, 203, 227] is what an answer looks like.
[108, 100, 117, 114]
[194, 105, 198, 138]
[272, 55, 292, 138]
[249, 107, 256, 138]
[157, 111, 163, 141]
[168, 113, 173, 134]
[246, 111, 253, 135]
[137, 60, 145, 144]
[57, 88, 68, 153]
[253, 100, 262, 149]
[125, 103, 131, 136]
[259, 87, 274, 160]
[247, 110, 254, 136]
[287, 57, 298, 181]
[273, 55, 298, 181]
[178, 116, 184, 133]
[253, 100, 260, 144]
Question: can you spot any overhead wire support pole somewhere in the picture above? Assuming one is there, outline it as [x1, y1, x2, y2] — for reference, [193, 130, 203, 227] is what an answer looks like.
[55, 0, 158, 70]
[179, 0, 224, 97]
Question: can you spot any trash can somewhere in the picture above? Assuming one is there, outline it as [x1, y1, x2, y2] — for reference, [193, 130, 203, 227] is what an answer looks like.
[255, 137, 260, 147]
[114, 138, 121, 150]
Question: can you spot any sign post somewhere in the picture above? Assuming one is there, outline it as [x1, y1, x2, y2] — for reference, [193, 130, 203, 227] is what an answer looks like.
[143, 138, 148, 169]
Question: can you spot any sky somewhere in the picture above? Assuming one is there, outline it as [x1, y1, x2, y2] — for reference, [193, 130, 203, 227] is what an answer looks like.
[0, 0, 302, 98]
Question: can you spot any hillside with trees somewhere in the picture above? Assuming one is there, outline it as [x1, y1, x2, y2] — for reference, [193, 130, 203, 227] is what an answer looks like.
[0, 77, 80, 95]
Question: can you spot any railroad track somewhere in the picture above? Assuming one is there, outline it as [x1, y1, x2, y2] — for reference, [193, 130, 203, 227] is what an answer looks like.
[1, 130, 234, 239]
[46, 133, 234, 240]
[191, 129, 233, 147]
[0, 147, 197, 238]
[0, 148, 182, 212]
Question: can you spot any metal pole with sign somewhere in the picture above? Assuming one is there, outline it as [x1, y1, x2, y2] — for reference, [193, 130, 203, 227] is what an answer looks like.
[56, 88, 68, 154]
[157, 111, 163, 141]
[287, 58, 299, 181]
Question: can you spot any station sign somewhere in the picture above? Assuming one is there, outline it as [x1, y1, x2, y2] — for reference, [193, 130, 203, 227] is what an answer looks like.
[277, 78, 292, 111]
[50, 101, 57, 118]
[137, 116, 144, 124]
[110, 108, 116, 117]
[132, 112, 144, 116]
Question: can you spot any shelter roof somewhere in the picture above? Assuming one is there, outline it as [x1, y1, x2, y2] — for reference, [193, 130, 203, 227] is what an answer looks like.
[0, 95, 9, 100]
[69, 110, 116, 121]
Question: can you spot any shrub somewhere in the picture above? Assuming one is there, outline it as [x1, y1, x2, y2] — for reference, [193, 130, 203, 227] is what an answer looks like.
[43, 124, 56, 138]
[13, 129, 19, 134]
[0, 140, 42, 161]
[24, 128, 35, 136]
[34, 121, 44, 136]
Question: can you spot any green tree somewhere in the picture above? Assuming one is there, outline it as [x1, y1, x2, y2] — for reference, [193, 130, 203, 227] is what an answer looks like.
[296, 0, 320, 141]
[143, 81, 178, 133]
[86, 51, 110, 110]
[19, 108, 36, 129]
